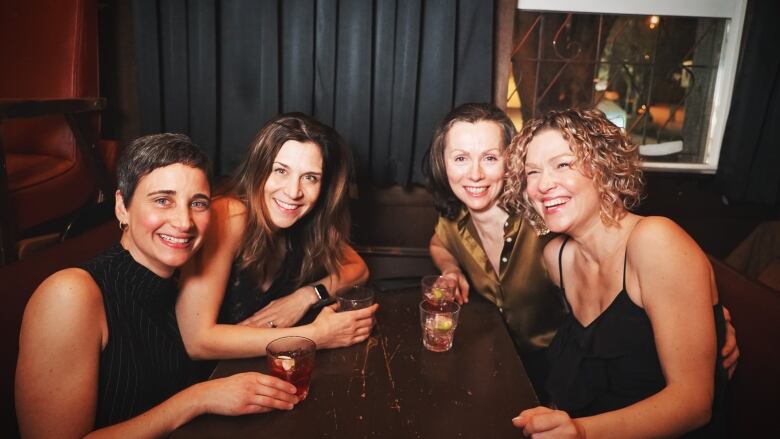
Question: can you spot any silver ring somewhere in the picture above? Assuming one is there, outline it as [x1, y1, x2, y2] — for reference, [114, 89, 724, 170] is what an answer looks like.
[267, 321, 276, 328]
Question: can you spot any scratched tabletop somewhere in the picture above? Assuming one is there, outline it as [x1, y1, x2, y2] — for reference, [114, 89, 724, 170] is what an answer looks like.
[171, 286, 539, 438]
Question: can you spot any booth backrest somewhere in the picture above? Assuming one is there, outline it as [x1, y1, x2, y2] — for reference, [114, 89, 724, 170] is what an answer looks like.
[0, 0, 99, 158]
[709, 255, 780, 437]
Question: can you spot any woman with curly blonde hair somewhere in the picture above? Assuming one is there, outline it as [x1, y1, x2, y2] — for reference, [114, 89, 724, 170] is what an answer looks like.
[502, 107, 644, 234]
[506, 108, 728, 438]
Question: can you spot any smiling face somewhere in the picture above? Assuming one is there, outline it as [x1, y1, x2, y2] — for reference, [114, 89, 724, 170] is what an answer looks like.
[444, 121, 506, 214]
[116, 163, 211, 278]
[263, 140, 324, 229]
[524, 129, 601, 235]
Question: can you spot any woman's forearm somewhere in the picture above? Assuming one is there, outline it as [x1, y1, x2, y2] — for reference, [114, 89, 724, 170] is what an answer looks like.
[184, 322, 317, 359]
[576, 383, 713, 439]
[318, 244, 369, 294]
[83, 384, 206, 439]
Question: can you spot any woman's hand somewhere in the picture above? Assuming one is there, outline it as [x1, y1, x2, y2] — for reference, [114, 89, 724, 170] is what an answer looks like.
[512, 406, 585, 438]
[310, 303, 378, 349]
[721, 306, 740, 378]
[238, 287, 317, 328]
[442, 269, 470, 304]
[196, 372, 299, 415]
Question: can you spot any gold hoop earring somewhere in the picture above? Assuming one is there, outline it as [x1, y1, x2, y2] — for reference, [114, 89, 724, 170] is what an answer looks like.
[119, 221, 128, 231]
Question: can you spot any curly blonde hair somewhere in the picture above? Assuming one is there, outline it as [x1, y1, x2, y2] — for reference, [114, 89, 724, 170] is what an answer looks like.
[501, 108, 644, 234]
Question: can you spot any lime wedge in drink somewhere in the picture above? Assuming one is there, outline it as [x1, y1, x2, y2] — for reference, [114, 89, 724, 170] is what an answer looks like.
[434, 315, 453, 331]
[431, 287, 447, 300]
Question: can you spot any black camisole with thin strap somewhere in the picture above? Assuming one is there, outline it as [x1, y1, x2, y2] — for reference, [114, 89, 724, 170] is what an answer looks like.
[546, 237, 728, 437]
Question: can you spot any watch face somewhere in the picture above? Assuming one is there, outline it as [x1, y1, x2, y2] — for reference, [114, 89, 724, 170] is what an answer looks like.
[314, 284, 328, 300]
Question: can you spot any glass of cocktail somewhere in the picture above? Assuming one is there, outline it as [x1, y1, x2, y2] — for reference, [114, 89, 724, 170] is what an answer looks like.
[266, 336, 316, 399]
[337, 285, 375, 311]
[419, 300, 461, 352]
[421, 275, 456, 303]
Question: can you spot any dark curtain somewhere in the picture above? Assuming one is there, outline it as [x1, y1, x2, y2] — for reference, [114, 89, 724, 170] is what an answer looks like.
[132, 0, 494, 185]
[718, 0, 780, 206]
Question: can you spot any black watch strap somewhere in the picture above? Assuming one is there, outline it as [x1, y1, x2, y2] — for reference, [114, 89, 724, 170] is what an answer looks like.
[312, 283, 330, 301]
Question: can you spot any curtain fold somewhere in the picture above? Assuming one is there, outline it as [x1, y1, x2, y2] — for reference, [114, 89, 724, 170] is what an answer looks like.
[718, 0, 780, 206]
[132, 0, 495, 185]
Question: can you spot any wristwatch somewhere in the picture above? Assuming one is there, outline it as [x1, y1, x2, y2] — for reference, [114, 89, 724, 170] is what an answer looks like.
[312, 283, 330, 302]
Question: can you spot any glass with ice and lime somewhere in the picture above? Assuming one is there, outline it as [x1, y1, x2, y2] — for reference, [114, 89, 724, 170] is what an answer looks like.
[419, 300, 461, 352]
[421, 275, 456, 304]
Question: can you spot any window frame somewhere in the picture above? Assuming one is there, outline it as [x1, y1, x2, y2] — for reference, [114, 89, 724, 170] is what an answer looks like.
[515, 0, 748, 173]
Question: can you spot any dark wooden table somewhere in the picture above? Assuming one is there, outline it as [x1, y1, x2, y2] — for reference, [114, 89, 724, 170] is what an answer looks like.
[172, 287, 539, 438]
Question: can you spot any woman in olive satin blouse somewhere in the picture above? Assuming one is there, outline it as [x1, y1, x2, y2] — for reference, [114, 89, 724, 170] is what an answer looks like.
[423, 103, 563, 394]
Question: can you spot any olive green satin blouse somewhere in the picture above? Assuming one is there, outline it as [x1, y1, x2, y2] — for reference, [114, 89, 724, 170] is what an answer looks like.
[435, 211, 565, 353]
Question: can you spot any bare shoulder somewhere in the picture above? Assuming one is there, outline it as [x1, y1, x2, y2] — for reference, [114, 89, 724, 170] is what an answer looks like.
[213, 195, 248, 216]
[628, 216, 702, 257]
[542, 235, 568, 287]
[28, 268, 103, 313]
[627, 216, 710, 282]
[208, 196, 249, 242]
[212, 196, 248, 223]
[22, 268, 106, 343]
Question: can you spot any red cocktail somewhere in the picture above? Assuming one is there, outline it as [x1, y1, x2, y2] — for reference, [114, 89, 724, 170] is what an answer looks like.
[266, 336, 316, 399]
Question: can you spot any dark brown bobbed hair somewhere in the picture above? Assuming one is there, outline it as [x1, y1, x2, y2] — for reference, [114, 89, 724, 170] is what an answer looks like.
[502, 107, 644, 234]
[117, 133, 212, 207]
[220, 113, 353, 286]
[423, 103, 517, 220]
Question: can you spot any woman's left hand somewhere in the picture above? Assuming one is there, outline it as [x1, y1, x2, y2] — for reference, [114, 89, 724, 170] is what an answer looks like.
[238, 287, 316, 328]
[721, 306, 740, 378]
[512, 406, 584, 438]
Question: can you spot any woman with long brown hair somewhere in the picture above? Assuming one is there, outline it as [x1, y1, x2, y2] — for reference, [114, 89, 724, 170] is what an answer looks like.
[177, 113, 377, 359]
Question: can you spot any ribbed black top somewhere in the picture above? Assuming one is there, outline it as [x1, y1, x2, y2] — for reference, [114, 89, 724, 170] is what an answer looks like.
[80, 245, 205, 428]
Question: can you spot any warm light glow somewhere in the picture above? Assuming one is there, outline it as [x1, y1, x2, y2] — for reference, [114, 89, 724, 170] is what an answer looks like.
[648, 15, 660, 30]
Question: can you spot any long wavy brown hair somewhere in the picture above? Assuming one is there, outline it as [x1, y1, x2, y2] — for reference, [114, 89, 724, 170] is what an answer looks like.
[220, 113, 352, 286]
[501, 108, 644, 233]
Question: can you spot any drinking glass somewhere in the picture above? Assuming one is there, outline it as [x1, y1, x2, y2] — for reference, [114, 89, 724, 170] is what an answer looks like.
[266, 336, 316, 399]
[421, 275, 456, 303]
[337, 285, 375, 311]
[419, 300, 461, 352]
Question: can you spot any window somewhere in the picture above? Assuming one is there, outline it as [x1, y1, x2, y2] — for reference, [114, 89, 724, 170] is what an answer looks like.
[510, 0, 747, 172]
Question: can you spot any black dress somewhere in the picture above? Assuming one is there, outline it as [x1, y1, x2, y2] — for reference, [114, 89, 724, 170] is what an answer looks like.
[80, 245, 207, 428]
[219, 233, 326, 324]
[547, 238, 728, 437]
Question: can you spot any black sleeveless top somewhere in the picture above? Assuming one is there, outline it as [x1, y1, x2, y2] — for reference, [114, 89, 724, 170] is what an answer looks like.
[80, 245, 206, 428]
[219, 233, 326, 324]
[547, 238, 727, 437]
